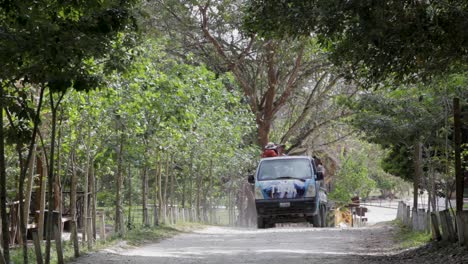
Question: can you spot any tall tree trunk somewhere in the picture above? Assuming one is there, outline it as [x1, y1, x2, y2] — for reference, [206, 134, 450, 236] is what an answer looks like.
[196, 167, 202, 222]
[153, 149, 160, 226]
[0, 82, 10, 264]
[170, 155, 175, 224]
[37, 153, 47, 247]
[413, 141, 422, 210]
[142, 166, 149, 226]
[45, 90, 66, 264]
[91, 162, 97, 241]
[45, 94, 57, 264]
[453, 98, 463, 212]
[18, 84, 44, 264]
[157, 153, 163, 222]
[127, 166, 132, 229]
[70, 152, 79, 257]
[163, 154, 170, 223]
[115, 134, 125, 236]
[208, 159, 213, 223]
[16, 144, 26, 258]
[188, 151, 193, 209]
[82, 160, 89, 246]
[87, 163, 95, 250]
[23, 145, 36, 236]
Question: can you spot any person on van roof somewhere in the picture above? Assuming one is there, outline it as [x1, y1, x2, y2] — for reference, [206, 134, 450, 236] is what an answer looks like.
[262, 142, 278, 158]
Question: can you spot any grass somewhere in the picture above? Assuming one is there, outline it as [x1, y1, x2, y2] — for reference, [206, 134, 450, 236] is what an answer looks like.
[9, 222, 205, 264]
[392, 220, 432, 249]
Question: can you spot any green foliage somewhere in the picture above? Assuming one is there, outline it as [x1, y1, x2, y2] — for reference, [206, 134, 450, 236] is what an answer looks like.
[329, 147, 376, 204]
[244, 0, 468, 84]
[381, 145, 414, 182]
[0, 0, 139, 92]
[59, 37, 257, 213]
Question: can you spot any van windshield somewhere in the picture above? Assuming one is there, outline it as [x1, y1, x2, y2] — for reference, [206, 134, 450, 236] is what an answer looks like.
[257, 158, 313, 181]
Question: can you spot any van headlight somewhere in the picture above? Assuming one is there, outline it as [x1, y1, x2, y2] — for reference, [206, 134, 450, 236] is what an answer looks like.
[255, 185, 264, 199]
[305, 183, 316, 197]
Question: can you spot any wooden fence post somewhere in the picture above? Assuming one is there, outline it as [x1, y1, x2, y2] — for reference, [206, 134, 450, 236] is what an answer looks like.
[463, 212, 468, 250]
[412, 208, 418, 230]
[456, 211, 468, 247]
[440, 210, 450, 241]
[417, 209, 426, 231]
[440, 210, 457, 242]
[397, 202, 403, 221]
[430, 212, 442, 241]
[405, 206, 411, 226]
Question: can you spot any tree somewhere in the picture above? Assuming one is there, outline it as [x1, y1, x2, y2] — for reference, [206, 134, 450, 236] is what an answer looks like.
[342, 76, 468, 209]
[244, 0, 468, 84]
[147, 0, 339, 149]
[0, 1, 138, 262]
[329, 146, 375, 205]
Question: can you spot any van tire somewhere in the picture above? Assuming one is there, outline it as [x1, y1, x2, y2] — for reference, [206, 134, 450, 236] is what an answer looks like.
[257, 216, 265, 229]
[320, 205, 327, 227]
[312, 211, 321, 227]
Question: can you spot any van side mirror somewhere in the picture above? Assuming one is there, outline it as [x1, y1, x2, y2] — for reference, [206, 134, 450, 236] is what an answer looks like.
[316, 171, 324, 181]
[247, 174, 255, 184]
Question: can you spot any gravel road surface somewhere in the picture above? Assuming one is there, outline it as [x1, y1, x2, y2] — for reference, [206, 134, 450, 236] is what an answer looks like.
[72, 224, 398, 264]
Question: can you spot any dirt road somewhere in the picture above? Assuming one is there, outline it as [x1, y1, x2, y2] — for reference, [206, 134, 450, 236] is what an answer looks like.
[72, 224, 398, 264]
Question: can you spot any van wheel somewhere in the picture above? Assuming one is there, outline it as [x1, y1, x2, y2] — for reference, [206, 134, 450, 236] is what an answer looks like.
[312, 210, 321, 227]
[320, 205, 327, 227]
[257, 216, 265, 229]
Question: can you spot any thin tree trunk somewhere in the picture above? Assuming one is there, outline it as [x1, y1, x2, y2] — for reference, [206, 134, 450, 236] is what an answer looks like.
[45, 90, 65, 264]
[153, 149, 160, 226]
[163, 153, 170, 223]
[143, 166, 149, 226]
[87, 163, 95, 250]
[0, 83, 8, 263]
[24, 145, 37, 234]
[188, 151, 193, 209]
[181, 167, 186, 209]
[196, 167, 202, 222]
[127, 166, 132, 229]
[82, 160, 89, 246]
[413, 141, 422, 210]
[16, 84, 45, 264]
[157, 152, 163, 222]
[170, 155, 175, 224]
[91, 162, 97, 241]
[70, 152, 79, 257]
[37, 153, 47, 245]
[453, 98, 463, 212]
[45, 94, 57, 264]
[115, 134, 125, 236]
[208, 159, 213, 223]
[16, 145, 26, 260]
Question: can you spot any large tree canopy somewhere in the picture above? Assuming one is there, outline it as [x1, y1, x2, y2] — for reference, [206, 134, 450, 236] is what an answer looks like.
[244, 0, 468, 84]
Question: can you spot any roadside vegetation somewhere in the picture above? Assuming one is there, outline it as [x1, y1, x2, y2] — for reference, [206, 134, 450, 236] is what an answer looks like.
[392, 220, 432, 249]
[0, 1, 466, 264]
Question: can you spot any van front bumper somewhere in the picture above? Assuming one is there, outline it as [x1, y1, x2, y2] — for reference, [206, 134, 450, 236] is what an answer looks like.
[255, 198, 317, 216]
